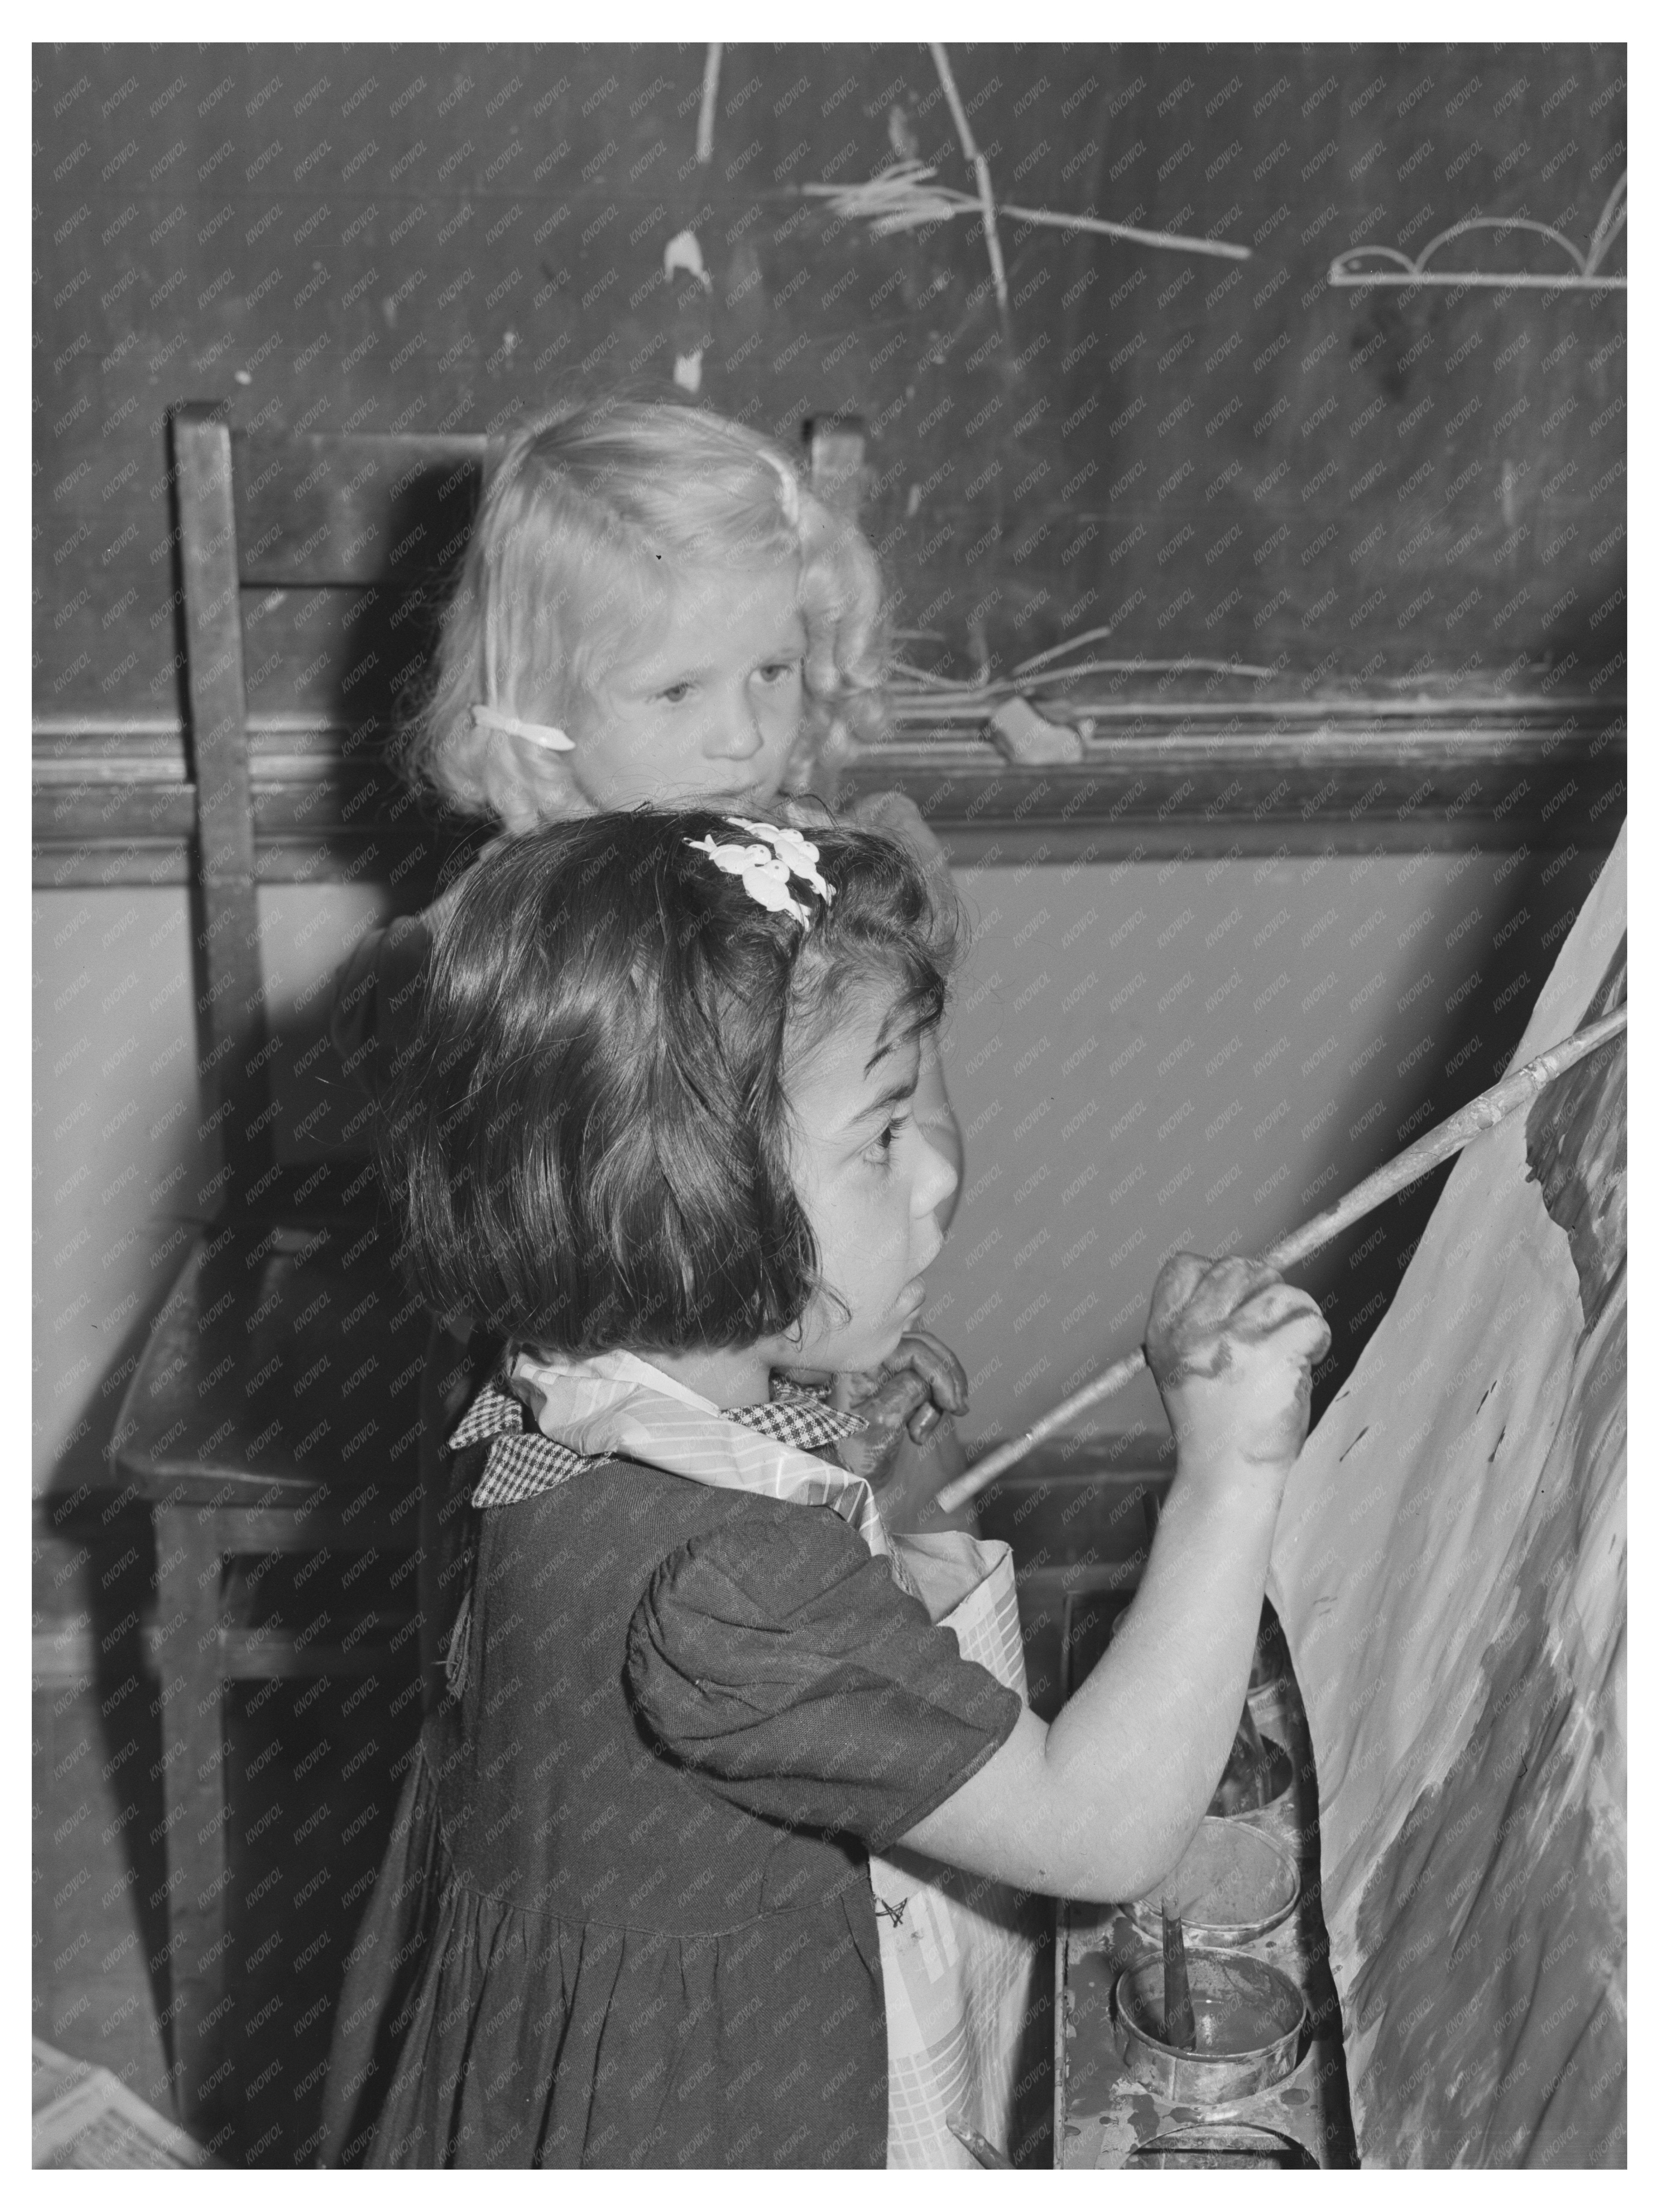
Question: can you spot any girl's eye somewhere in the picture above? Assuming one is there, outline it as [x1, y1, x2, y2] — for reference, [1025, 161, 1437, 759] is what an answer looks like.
[755, 659, 802, 686]
[866, 1113, 910, 1166]
[658, 680, 695, 705]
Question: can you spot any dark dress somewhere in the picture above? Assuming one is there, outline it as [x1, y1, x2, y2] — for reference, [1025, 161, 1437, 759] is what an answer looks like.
[320, 1453, 1021, 2168]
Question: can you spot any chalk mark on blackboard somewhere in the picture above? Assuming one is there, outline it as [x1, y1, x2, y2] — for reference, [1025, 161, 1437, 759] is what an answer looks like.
[806, 161, 1252, 267]
[803, 40, 1249, 321]
[695, 44, 721, 168]
[887, 644, 1277, 723]
[1329, 174, 1626, 292]
[1011, 631, 1272, 683]
[928, 42, 1010, 327]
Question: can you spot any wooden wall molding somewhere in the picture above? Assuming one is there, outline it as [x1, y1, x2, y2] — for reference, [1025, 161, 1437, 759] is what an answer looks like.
[34, 700, 1625, 886]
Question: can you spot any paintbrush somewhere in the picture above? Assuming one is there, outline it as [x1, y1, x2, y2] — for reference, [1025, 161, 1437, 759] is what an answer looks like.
[1210, 1697, 1272, 1817]
[1161, 1904, 1198, 2050]
[946, 2115, 1015, 2168]
[937, 1007, 1628, 1509]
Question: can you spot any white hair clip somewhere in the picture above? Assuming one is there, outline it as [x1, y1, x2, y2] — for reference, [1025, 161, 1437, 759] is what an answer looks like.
[471, 702, 575, 751]
[761, 450, 802, 530]
[686, 816, 835, 927]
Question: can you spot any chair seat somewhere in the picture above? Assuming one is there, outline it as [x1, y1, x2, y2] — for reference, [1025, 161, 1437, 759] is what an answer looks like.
[113, 1215, 427, 1538]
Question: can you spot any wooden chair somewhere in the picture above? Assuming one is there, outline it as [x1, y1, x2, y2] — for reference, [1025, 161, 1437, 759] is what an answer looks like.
[110, 405, 502, 2140]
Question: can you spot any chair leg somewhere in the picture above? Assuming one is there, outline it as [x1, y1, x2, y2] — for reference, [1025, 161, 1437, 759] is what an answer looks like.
[153, 1504, 231, 2140]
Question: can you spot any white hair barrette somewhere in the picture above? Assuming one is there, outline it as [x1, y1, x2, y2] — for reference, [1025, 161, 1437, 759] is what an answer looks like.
[761, 450, 802, 530]
[686, 817, 834, 927]
[471, 702, 575, 751]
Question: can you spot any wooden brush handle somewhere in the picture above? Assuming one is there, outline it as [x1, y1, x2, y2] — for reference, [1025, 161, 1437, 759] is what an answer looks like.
[1161, 1905, 1198, 2050]
[937, 1008, 1626, 1509]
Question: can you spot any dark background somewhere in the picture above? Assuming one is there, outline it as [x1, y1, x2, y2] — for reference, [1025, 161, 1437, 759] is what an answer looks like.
[38, 40, 1626, 733]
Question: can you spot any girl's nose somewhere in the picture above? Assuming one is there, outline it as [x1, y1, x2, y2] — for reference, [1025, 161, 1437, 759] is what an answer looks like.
[700, 690, 765, 761]
[914, 1126, 959, 1222]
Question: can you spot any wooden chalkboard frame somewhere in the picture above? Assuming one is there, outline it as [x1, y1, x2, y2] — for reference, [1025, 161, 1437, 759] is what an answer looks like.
[31, 354, 1624, 890]
[32, 699, 1623, 885]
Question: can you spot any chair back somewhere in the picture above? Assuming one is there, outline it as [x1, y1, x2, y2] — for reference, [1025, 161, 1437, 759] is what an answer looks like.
[170, 405, 866, 1207]
[170, 406, 499, 1208]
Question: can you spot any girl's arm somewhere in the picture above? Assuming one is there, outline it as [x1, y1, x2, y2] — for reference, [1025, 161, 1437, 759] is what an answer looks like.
[894, 1255, 1330, 1902]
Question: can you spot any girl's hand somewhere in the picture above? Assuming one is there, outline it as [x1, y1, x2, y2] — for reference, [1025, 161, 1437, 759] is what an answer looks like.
[830, 1329, 970, 1481]
[1143, 1254, 1331, 1482]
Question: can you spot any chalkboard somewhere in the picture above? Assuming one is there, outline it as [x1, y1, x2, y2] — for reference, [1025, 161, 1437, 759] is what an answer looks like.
[35, 41, 1625, 746]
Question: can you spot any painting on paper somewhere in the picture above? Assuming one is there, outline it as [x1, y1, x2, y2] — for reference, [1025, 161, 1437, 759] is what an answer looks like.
[1269, 826, 1625, 2167]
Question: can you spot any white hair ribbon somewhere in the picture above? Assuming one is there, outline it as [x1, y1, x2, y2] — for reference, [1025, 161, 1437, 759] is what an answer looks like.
[470, 703, 575, 751]
[686, 817, 834, 928]
[761, 450, 802, 530]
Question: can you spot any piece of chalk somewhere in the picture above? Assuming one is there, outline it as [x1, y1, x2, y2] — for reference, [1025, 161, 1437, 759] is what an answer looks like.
[987, 696, 1085, 766]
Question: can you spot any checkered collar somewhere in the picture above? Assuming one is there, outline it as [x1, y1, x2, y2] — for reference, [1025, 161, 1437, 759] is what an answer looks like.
[452, 1368, 867, 1510]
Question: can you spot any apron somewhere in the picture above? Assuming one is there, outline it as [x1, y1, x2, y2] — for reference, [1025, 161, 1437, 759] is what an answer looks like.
[508, 1349, 1044, 2170]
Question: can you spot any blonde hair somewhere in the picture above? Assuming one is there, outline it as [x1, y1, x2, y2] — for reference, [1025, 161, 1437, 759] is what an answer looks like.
[405, 399, 891, 822]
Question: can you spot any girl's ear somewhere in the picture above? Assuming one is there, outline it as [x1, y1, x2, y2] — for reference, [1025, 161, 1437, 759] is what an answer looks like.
[481, 728, 589, 832]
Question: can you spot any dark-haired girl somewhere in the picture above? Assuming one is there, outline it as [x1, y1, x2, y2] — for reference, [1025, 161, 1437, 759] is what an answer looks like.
[321, 813, 1328, 2171]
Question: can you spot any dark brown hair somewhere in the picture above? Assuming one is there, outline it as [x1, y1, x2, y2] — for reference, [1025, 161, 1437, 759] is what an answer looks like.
[379, 810, 956, 1351]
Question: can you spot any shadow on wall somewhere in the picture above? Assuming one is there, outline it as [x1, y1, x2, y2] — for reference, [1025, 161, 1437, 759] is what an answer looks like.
[33, 879, 395, 1607]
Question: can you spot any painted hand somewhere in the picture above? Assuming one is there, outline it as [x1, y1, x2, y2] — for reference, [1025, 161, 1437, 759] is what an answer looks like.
[1143, 1254, 1331, 1478]
[830, 1329, 970, 1483]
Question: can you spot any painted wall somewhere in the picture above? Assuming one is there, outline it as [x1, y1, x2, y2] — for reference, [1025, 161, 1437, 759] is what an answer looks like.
[931, 843, 1605, 1440]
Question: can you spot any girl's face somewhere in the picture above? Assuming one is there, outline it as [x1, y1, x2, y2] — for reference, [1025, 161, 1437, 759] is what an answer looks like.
[777, 982, 959, 1376]
[566, 562, 807, 812]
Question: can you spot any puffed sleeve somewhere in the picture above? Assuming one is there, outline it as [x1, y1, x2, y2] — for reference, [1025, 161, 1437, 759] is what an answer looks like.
[626, 1504, 1020, 1850]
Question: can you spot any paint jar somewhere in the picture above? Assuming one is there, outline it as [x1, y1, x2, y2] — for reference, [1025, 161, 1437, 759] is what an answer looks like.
[1123, 1818, 1299, 1948]
[1127, 2122, 1318, 2168]
[1249, 1643, 1291, 1697]
[1113, 1951, 1307, 2104]
[1207, 1728, 1294, 1816]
